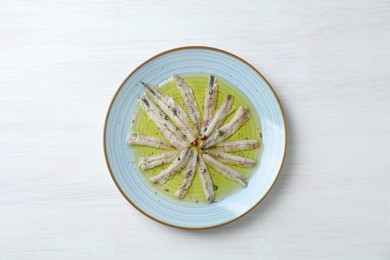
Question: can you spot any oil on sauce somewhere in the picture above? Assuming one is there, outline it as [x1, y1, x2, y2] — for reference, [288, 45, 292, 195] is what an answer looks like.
[128, 74, 262, 204]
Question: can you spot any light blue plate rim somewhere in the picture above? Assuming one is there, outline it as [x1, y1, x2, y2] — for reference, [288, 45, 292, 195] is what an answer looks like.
[103, 46, 287, 229]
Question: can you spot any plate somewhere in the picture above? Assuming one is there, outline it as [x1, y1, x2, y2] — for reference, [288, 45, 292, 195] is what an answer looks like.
[104, 46, 287, 229]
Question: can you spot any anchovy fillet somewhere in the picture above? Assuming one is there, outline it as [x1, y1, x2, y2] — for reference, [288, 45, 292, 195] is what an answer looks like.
[204, 151, 256, 168]
[202, 95, 234, 139]
[202, 154, 247, 186]
[126, 132, 174, 149]
[140, 95, 187, 142]
[201, 74, 218, 136]
[211, 140, 259, 152]
[175, 150, 198, 199]
[197, 155, 216, 202]
[142, 82, 198, 142]
[150, 149, 191, 185]
[173, 75, 201, 134]
[138, 151, 179, 170]
[202, 107, 250, 148]
[139, 96, 189, 149]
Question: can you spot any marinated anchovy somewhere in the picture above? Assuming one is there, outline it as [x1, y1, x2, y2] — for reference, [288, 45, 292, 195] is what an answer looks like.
[204, 150, 256, 168]
[175, 150, 198, 199]
[173, 75, 201, 134]
[202, 107, 250, 148]
[142, 82, 198, 142]
[126, 132, 174, 149]
[211, 140, 259, 152]
[150, 150, 191, 185]
[201, 74, 218, 136]
[197, 154, 216, 202]
[139, 96, 189, 149]
[138, 151, 179, 171]
[202, 154, 247, 186]
[140, 95, 187, 143]
[128, 77, 260, 201]
[202, 95, 234, 139]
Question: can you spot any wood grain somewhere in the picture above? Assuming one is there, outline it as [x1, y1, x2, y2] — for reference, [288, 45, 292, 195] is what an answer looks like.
[0, 0, 389, 258]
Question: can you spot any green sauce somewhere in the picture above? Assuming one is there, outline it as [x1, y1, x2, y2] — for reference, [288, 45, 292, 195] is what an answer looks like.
[129, 74, 262, 203]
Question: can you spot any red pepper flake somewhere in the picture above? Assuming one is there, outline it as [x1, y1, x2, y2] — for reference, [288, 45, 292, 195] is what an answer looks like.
[192, 140, 198, 146]
[201, 135, 208, 140]
[260, 132, 262, 139]
[200, 147, 204, 151]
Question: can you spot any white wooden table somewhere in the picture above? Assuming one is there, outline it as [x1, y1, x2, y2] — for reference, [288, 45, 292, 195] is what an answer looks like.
[1, 0, 389, 259]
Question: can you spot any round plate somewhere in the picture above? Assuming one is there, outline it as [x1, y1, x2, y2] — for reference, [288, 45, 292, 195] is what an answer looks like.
[104, 46, 287, 229]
